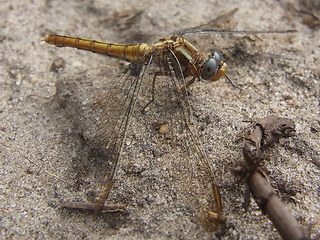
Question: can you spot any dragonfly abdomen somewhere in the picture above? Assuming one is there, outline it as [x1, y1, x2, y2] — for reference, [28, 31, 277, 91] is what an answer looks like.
[43, 35, 153, 62]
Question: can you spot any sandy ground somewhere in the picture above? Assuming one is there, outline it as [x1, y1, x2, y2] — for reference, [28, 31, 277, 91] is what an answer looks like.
[1, 0, 319, 239]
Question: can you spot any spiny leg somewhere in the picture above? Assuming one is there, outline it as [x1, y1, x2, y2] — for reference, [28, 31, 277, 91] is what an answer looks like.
[185, 77, 196, 89]
[141, 73, 196, 114]
[141, 72, 161, 113]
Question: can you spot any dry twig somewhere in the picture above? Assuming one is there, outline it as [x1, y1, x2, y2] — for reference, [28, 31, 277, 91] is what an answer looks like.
[242, 115, 309, 240]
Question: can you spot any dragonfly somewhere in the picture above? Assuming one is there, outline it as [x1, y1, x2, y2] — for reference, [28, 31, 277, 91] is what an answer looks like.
[44, 32, 225, 228]
[42, 9, 293, 231]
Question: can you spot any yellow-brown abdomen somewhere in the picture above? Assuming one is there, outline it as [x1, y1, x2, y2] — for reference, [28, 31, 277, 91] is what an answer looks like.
[43, 35, 153, 62]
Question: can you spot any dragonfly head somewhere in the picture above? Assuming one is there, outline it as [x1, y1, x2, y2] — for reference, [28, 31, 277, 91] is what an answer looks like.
[200, 51, 227, 82]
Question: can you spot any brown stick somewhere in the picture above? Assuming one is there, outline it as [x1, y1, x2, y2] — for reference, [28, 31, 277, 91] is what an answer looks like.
[243, 115, 308, 240]
[248, 170, 306, 240]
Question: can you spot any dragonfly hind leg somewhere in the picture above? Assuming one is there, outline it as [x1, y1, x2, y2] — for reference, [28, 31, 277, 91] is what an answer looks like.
[141, 71, 162, 113]
[141, 74, 196, 114]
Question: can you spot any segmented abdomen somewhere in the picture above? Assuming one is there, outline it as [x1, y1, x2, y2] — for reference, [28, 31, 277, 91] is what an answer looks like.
[43, 35, 153, 62]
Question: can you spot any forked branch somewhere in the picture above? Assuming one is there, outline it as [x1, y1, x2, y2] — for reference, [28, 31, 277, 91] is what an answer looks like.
[242, 115, 308, 240]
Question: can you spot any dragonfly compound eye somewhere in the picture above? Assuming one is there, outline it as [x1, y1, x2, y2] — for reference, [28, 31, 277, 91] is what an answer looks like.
[213, 51, 223, 62]
[201, 58, 219, 81]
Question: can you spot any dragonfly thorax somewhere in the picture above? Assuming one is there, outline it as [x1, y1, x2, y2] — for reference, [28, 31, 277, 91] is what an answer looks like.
[200, 51, 227, 82]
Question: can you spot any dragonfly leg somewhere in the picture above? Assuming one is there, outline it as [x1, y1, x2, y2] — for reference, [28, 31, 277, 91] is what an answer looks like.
[185, 77, 196, 89]
[141, 72, 162, 113]
[180, 77, 196, 100]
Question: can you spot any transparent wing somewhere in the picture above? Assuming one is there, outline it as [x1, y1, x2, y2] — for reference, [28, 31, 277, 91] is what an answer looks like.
[54, 60, 147, 206]
[55, 48, 220, 230]
[171, 8, 239, 36]
[172, 8, 291, 38]
[156, 51, 221, 230]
